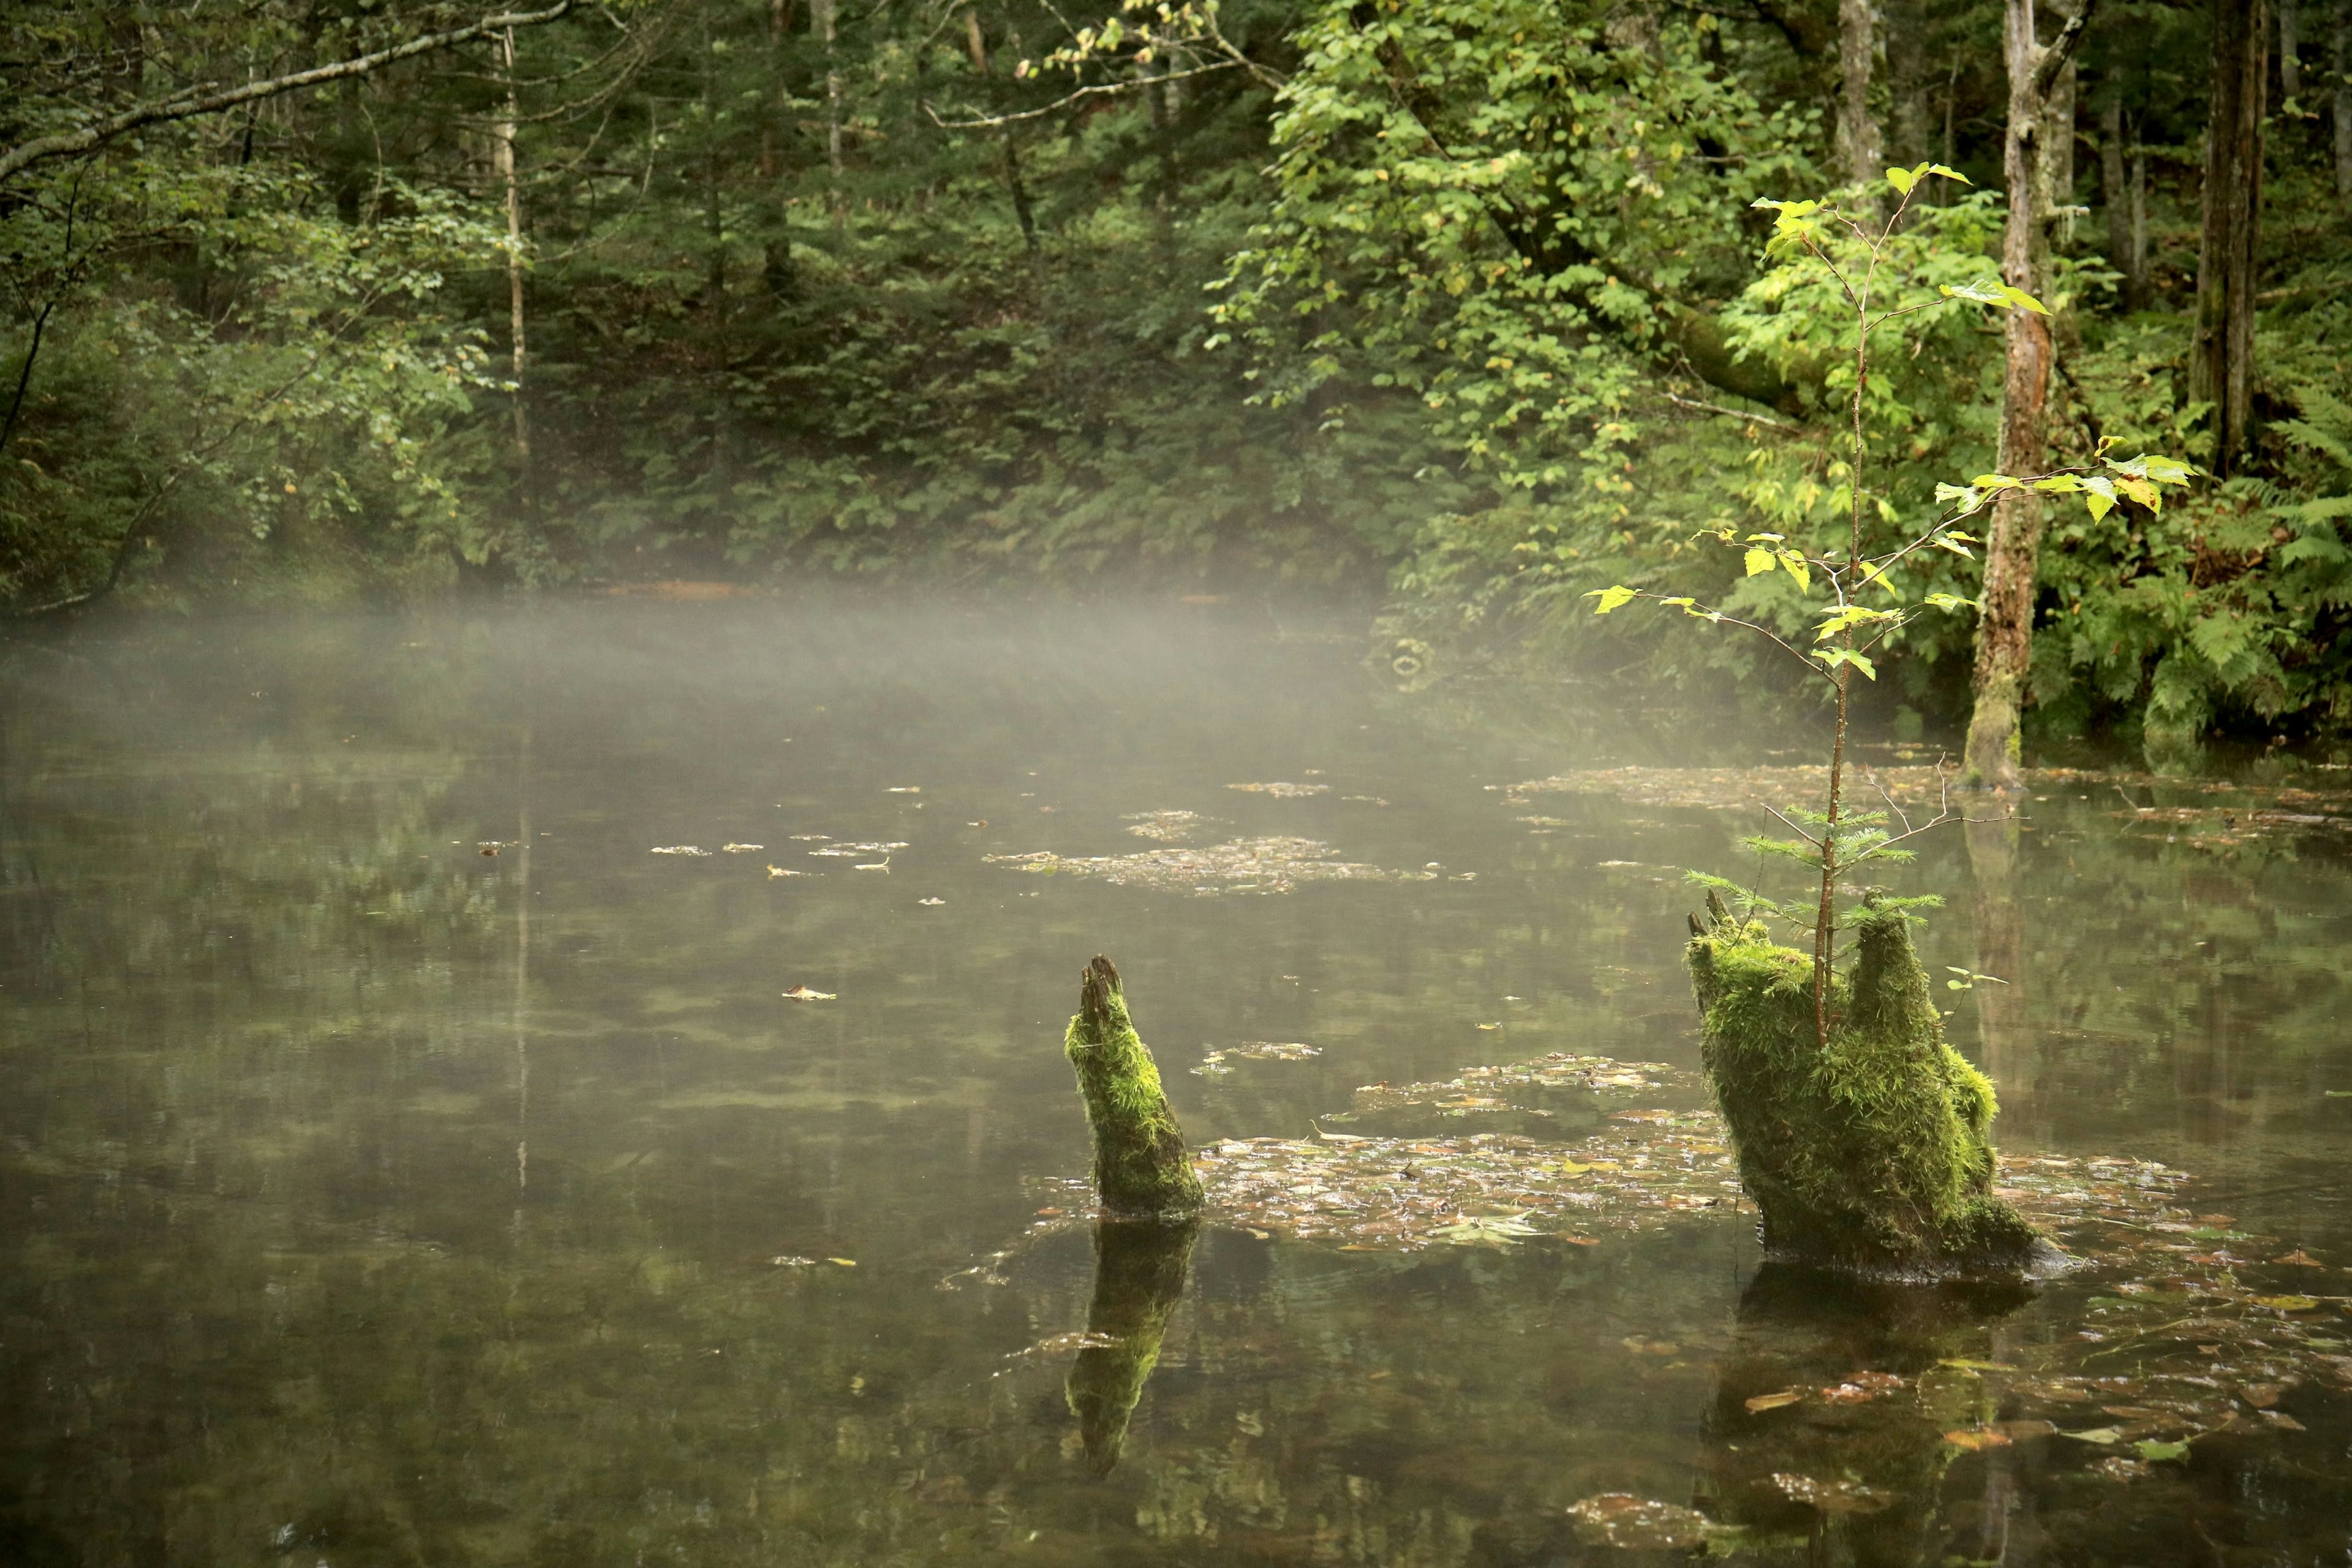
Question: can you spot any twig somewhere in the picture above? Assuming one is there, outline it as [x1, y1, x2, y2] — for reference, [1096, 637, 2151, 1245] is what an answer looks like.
[922, 59, 1246, 127]
[1664, 392, 1801, 432]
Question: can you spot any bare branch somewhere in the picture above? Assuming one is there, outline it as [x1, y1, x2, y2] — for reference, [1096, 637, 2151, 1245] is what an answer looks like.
[1762, 804, 1824, 846]
[0, 3, 576, 187]
[922, 58, 1247, 129]
[2032, 0, 2099, 100]
[1664, 392, 1802, 432]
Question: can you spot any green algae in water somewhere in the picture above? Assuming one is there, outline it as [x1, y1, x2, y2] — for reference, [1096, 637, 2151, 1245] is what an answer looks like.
[1689, 892, 2044, 1275]
[1063, 956, 1205, 1218]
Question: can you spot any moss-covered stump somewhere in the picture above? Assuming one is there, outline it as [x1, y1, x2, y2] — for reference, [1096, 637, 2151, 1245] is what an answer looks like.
[1065, 1218, 1197, 1474]
[1686, 894, 2048, 1277]
[1063, 956, 1205, 1219]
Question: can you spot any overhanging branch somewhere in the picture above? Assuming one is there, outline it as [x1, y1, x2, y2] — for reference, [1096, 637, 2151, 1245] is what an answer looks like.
[0, 2, 576, 187]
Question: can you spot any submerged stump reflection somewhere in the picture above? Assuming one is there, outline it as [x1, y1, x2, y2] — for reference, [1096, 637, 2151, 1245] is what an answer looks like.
[1065, 1217, 1198, 1474]
[1697, 1262, 2040, 1564]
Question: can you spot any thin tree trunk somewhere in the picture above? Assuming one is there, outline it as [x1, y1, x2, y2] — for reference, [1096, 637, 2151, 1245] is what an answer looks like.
[2333, 0, 2350, 206]
[2190, 0, 2267, 476]
[2281, 0, 2301, 96]
[1884, 0, 1936, 164]
[2100, 97, 2134, 304]
[1967, 0, 2059, 790]
[1837, 0, 1883, 197]
[963, 10, 1039, 256]
[2041, 4, 2079, 248]
[814, 0, 843, 214]
[2130, 135, 2149, 285]
[494, 27, 530, 482]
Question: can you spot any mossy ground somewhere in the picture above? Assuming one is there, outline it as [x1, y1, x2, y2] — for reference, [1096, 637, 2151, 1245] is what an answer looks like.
[1063, 956, 1205, 1219]
[1687, 898, 2045, 1276]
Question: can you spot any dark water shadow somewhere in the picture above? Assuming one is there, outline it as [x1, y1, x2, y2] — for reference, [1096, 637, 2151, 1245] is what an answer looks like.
[1692, 1262, 2038, 1566]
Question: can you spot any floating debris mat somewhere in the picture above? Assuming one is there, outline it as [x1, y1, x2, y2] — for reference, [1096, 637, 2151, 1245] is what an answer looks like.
[1501, 764, 1955, 812]
[1195, 1115, 1743, 1249]
[985, 837, 1434, 894]
[1187, 1050, 2206, 1259]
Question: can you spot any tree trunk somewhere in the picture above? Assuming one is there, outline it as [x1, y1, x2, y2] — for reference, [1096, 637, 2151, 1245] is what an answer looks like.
[494, 27, 530, 484]
[1965, 0, 2060, 791]
[2040, 4, 2079, 248]
[2190, 0, 2267, 476]
[2100, 97, 2139, 306]
[813, 0, 843, 209]
[1884, 0, 1937, 164]
[2131, 135, 2149, 287]
[1837, 0, 1884, 196]
[2334, 0, 2350, 208]
[2281, 0, 2301, 97]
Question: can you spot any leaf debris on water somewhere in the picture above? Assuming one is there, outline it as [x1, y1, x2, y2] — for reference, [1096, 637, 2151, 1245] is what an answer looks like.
[1566, 1494, 1713, 1550]
[1123, 810, 1216, 842]
[986, 837, 1433, 894]
[1194, 1042, 1321, 1077]
[782, 986, 836, 1001]
[1226, 781, 1330, 797]
[650, 845, 711, 857]
[722, 842, 765, 853]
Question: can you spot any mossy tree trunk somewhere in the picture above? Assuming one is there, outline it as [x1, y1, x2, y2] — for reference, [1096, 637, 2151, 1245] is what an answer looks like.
[1687, 894, 2046, 1276]
[1063, 956, 1204, 1218]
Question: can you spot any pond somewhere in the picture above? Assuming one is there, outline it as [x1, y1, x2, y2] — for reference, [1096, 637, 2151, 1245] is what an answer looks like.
[2, 602, 2348, 1566]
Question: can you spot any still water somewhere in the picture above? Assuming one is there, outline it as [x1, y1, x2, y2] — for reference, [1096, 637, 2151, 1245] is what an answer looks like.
[2, 603, 2348, 1566]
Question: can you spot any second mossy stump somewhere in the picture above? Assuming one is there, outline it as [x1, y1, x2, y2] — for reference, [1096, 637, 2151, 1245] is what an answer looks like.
[1063, 956, 1205, 1218]
[1686, 894, 2048, 1277]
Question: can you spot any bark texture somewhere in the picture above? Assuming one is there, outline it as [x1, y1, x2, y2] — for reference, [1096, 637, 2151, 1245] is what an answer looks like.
[1838, 0, 1884, 194]
[2190, 0, 2268, 475]
[1687, 894, 2046, 1276]
[1063, 956, 1205, 1218]
[1965, 0, 2091, 790]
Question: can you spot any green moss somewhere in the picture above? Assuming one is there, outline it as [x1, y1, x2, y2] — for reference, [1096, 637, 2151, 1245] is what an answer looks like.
[1063, 956, 1205, 1218]
[1687, 894, 2045, 1276]
[1064, 1218, 1197, 1473]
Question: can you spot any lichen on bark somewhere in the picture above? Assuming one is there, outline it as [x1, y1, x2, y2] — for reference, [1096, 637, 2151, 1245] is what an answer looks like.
[1687, 892, 2048, 1276]
[1063, 955, 1205, 1218]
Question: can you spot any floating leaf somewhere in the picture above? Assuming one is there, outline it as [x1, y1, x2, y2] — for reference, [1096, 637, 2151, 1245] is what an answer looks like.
[1943, 1429, 2012, 1451]
[782, 986, 837, 1001]
[2255, 1295, 2321, 1312]
[1745, 1389, 1804, 1412]
[2133, 1439, 2190, 1463]
[2061, 1427, 2126, 1446]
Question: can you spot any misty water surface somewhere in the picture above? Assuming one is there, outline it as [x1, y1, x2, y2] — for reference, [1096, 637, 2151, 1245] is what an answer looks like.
[2, 602, 2348, 1566]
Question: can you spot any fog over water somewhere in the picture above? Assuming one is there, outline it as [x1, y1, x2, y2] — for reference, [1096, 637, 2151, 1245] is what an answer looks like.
[2, 601, 2348, 1566]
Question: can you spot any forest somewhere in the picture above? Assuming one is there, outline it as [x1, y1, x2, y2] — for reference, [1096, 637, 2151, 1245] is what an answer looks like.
[4, 0, 2350, 751]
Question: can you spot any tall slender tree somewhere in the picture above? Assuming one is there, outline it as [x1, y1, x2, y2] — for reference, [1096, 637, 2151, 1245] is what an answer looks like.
[2190, 0, 2267, 475]
[1964, 0, 2095, 790]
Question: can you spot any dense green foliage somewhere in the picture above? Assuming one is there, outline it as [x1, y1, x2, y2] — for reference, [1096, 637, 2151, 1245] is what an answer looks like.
[4, 0, 2350, 742]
